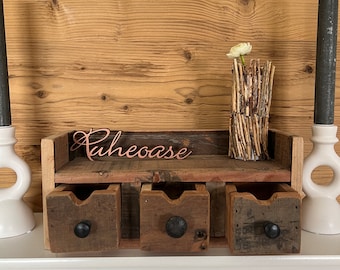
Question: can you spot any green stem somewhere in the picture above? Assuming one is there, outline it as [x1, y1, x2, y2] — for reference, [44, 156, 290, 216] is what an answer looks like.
[240, 55, 245, 66]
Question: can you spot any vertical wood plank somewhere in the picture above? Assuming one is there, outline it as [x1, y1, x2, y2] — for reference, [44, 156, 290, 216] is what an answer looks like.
[41, 132, 70, 249]
[121, 183, 141, 239]
[290, 136, 304, 197]
[206, 182, 226, 238]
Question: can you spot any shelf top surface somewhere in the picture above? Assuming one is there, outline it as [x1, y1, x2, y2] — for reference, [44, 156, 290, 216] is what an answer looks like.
[54, 156, 291, 184]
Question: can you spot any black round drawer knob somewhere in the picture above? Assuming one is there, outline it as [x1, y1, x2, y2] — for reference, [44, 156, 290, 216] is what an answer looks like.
[166, 216, 187, 238]
[264, 222, 280, 239]
[74, 220, 91, 238]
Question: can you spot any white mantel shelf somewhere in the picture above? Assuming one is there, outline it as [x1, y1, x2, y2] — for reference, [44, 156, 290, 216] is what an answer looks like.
[1, 213, 340, 270]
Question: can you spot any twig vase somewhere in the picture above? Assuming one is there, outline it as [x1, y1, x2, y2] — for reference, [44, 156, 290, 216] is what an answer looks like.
[228, 59, 275, 161]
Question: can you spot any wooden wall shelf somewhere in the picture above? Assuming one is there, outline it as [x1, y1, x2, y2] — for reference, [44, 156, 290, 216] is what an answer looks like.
[41, 129, 303, 254]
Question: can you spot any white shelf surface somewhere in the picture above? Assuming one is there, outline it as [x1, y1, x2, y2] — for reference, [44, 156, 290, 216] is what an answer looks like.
[1, 213, 340, 269]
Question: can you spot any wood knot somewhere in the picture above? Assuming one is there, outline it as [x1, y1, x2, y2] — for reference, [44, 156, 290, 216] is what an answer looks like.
[50, 0, 60, 11]
[122, 105, 129, 111]
[185, 97, 194, 104]
[30, 82, 43, 90]
[238, 0, 256, 12]
[36, 90, 48, 99]
[240, 0, 252, 5]
[183, 49, 192, 61]
[73, 63, 86, 71]
[303, 65, 314, 74]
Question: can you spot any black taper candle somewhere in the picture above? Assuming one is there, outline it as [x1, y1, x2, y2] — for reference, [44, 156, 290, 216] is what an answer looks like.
[0, 0, 11, 126]
[314, 0, 338, 124]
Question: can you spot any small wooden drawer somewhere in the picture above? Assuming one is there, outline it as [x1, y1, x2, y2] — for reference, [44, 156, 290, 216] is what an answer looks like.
[226, 183, 301, 255]
[140, 183, 210, 252]
[46, 184, 121, 253]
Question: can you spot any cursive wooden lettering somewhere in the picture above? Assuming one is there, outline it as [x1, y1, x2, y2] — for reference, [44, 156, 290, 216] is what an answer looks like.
[70, 128, 192, 161]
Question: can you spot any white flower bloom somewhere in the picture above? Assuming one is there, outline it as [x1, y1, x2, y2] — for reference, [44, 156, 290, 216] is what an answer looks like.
[227, 42, 252, 58]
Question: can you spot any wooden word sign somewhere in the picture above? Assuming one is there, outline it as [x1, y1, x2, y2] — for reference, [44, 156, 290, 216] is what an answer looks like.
[70, 128, 193, 161]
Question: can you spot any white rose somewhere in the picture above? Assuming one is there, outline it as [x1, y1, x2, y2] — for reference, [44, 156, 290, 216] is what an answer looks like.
[226, 42, 252, 58]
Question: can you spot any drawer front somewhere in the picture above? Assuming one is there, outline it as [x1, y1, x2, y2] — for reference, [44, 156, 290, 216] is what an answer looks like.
[46, 184, 120, 253]
[226, 183, 301, 255]
[140, 183, 210, 252]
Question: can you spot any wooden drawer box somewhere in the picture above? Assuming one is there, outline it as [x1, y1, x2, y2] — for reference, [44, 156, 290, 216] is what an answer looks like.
[226, 183, 301, 255]
[140, 183, 210, 252]
[46, 184, 121, 253]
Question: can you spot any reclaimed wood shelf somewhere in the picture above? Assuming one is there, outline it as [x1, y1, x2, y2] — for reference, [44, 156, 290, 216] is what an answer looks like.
[41, 129, 303, 253]
[43, 129, 303, 188]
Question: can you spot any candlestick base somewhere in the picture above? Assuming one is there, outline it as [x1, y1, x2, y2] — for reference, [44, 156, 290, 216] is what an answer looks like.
[0, 200, 35, 238]
[0, 126, 35, 238]
[302, 124, 340, 234]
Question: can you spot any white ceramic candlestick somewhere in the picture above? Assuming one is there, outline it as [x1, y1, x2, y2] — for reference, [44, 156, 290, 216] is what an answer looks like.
[0, 126, 35, 238]
[302, 124, 340, 234]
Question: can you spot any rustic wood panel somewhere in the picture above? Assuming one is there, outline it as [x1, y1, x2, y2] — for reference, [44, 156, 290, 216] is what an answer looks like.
[226, 183, 301, 255]
[46, 184, 121, 253]
[0, 0, 338, 210]
[207, 182, 226, 238]
[70, 130, 228, 158]
[54, 155, 292, 184]
[140, 183, 210, 252]
[121, 183, 141, 239]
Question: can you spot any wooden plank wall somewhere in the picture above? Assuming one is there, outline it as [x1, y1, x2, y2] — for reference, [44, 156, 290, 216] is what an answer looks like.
[0, 0, 336, 211]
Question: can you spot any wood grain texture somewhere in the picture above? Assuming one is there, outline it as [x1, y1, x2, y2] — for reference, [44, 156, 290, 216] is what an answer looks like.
[54, 155, 292, 184]
[140, 183, 210, 252]
[226, 183, 301, 255]
[46, 184, 121, 253]
[0, 0, 337, 210]
[41, 132, 70, 248]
